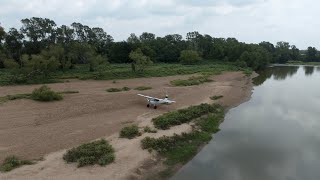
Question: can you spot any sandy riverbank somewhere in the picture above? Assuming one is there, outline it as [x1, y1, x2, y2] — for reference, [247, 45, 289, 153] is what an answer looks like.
[0, 71, 256, 180]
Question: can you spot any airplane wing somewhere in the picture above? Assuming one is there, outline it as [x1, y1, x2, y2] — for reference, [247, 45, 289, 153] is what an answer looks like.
[137, 94, 160, 100]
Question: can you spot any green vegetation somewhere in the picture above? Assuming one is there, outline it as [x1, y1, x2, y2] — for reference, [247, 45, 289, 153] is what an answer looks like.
[152, 103, 221, 129]
[119, 124, 141, 139]
[170, 75, 212, 86]
[143, 126, 157, 133]
[134, 86, 152, 91]
[0, 87, 79, 104]
[31, 85, 63, 101]
[122, 86, 131, 91]
[210, 95, 223, 100]
[106, 88, 122, 92]
[106, 86, 131, 92]
[129, 48, 153, 72]
[0, 156, 33, 172]
[141, 131, 211, 165]
[286, 60, 320, 65]
[179, 50, 201, 65]
[141, 103, 224, 166]
[0, 16, 296, 86]
[63, 139, 115, 167]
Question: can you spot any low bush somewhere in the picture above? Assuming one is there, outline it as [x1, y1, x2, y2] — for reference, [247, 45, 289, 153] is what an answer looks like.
[134, 86, 152, 91]
[106, 88, 122, 92]
[63, 139, 115, 167]
[210, 95, 223, 100]
[152, 103, 221, 129]
[144, 126, 157, 133]
[196, 113, 224, 133]
[122, 87, 131, 91]
[0, 156, 33, 172]
[107, 87, 131, 92]
[141, 131, 212, 165]
[170, 76, 212, 86]
[31, 85, 63, 101]
[120, 124, 141, 139]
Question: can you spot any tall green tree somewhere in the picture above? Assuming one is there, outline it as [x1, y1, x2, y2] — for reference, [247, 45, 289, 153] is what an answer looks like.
[129, 48, 152, 72]
[306, 47, 318, 62]
[4, 28, 24, 64]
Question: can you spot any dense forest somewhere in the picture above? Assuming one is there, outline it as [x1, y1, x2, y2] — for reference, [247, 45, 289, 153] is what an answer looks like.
[0, 17, 319, 83]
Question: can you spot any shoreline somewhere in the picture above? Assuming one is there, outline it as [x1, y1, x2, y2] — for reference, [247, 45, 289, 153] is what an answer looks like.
[0, 71, 257, 180]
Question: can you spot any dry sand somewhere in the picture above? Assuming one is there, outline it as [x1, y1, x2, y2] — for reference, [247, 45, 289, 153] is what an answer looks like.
[0, 71, 255, 180]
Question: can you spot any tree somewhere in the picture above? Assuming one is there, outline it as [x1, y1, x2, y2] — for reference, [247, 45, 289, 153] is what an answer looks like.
[306, 47, 318, 62]
[0, 23, 5, 45]
[4, 28, 24, 64]
[20, 17, 57, 54]
[179, 50, 201, 65]
[108, 41, 132, 63]
[275, 41, 291, 64]
[129, 48, 152, 72]
[139, 32, 155, 42]
[42, 44, 71, 71]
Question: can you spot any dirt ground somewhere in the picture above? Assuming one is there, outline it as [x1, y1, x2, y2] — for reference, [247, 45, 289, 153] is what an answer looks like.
[0, 71, 255, 180]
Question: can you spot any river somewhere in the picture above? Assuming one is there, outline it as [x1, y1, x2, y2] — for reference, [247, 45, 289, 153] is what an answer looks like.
[173, 65, 320, 180]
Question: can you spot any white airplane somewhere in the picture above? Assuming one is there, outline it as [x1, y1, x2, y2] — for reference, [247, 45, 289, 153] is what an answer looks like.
[137, 94, 176, 109]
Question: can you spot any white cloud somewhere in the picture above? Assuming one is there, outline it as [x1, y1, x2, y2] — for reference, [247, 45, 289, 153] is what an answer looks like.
[0, 0, 319, 49]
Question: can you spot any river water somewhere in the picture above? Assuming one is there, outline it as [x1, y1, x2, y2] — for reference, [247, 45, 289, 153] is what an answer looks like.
[173, 65, 320, 180]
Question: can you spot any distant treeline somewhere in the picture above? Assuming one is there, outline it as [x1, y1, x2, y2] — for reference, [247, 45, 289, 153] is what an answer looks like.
[0, 17, 319, 73]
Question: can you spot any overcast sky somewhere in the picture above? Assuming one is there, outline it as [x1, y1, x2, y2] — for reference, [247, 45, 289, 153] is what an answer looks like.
[0, 0, 319, 49]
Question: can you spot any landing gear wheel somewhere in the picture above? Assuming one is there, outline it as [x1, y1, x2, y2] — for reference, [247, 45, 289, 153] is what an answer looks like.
[154, 106, 157, 109]
[147, 104, 150, 108]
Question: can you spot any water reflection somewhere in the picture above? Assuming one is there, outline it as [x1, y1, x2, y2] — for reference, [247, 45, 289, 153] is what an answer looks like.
[253, 66, 299, 86]
[173, 66, 320, 180]
[304, 66, 314, 76]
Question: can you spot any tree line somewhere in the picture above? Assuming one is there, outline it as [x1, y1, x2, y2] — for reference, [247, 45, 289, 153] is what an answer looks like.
[0, 17, 319, 75]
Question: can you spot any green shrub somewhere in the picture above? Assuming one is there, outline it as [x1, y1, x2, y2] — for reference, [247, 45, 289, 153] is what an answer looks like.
[106, 88, 122, 92]
[134, 86, 152, 91]
[153, 104, 221, 129]
[179, 50, 201, 65]
[141, 131, 212, 165]
[143, 126, 157, 133]
[122, 87, 131, 91]
[196, 113, 223, 133]
[170, 76, 212, 86]
[31, 85, 63, 101]
[0, 156, 33, 172]
[120, 124, 141, 139]
[210, 95, 223, 100]
[107, 87, 131, 92]
[63, 139, 115, 167]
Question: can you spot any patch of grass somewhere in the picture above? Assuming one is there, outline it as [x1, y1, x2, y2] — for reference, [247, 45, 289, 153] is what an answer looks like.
[141, 131, 212, 165]
[0, 93, 31, 103]
[243, 68, 253, 75]
[210, 95, 223, 100]
[286, 60, 320, 65]
[106, 87, 131, 92]
[152, 103, 221, 130]
[170, 75, 212, 86]
[122, 86, 131, 91]
[141, 104, 224, 166]
[120, 124, 141, 139]
[195, 112, 224, 133]
[63, 139, 115, 167]
[0, 156, 34, 172]
[0, 89, 78, 104]
[31, 85, 63, 101]
[134, 86, 152, 91]
[106, 88, 122, 92]
[144, 126, 157, 133]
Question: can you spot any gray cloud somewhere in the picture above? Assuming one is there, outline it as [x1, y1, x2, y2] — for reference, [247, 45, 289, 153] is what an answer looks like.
[0, 0, 319, 49]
